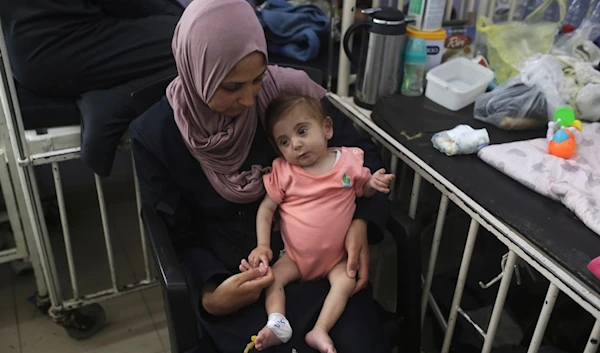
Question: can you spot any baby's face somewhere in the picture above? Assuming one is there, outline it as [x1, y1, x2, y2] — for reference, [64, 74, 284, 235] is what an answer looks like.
[272, 108, 333, 168]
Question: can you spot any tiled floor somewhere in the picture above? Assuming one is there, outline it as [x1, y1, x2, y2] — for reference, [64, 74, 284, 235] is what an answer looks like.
[0, 265, 170, 353]
[0, 180, 172, 353]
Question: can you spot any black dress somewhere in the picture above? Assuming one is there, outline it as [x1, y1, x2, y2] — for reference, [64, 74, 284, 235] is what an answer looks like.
[130, 96, 392, 353]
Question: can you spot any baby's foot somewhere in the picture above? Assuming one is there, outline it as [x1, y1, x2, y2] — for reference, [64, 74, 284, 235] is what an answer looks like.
[255, 325, 282, 351]
[305, 328, 336, 353]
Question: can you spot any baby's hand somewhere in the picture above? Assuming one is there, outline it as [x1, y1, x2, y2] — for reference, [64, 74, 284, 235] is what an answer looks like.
[369, 168, 395, 194]
[248, 245, 273, 268]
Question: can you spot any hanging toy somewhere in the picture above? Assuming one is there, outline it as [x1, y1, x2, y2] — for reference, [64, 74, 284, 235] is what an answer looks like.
[243, 335, 257, 353]
[547, 105, 583, 159]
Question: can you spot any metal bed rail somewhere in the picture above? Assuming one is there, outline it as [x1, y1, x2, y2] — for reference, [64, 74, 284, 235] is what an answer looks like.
[328, 92, 600, 352]
[334, 1, 600, 350]
[0, 20, 156, 339]
[334, 1, 600, 349]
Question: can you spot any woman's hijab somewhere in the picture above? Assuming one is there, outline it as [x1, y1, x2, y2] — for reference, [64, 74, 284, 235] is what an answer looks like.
[167, 0, 325, 204]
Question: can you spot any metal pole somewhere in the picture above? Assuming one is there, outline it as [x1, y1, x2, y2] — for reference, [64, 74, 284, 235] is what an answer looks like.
[445, 0, 454, 20]
[0, 16, 52, 303]
[481, 250, 519, 353]
[94, 174, 118, 292]
[51, 162, 79, 299]
[27, 164, 64, 307]
[398, 163, 408, 202]
[131, 153, 151, 282]
[409, 173, 422, 219]
[441, 218, 480, 353]
[508, 0, 518, 21]
[488, 0, 497, 19]
[397, 0, 405, 11]
[583, 319, 600, 353]
[459, 0, 466, 19]
[389, 155, 399, 202]
[336, 0, 356, 96]
[527, 283, 560, 353]
[421, 194, 449, 326]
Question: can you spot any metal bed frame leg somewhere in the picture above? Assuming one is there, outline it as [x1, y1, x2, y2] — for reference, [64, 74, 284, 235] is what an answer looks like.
[584, 319, 600, 353]
[421, 194, 449, 327]
[27, 163, 68, 310]
[0, 28, 51, 308]
[441, 218, 480, 353]
[132, 152, 152, 283]
[404, 160, 449, 334]
[481, 250, 518, 353]
[398, 163, 408, 203]
[52, 162, 80, 299]
[527, 283, 560, 353]
[336, 0, 355, 97]
[409, 173, 422, 219]
[94, 174, 119, 292]
[0, 152, 28, 263]
[389, 155, 399, 202]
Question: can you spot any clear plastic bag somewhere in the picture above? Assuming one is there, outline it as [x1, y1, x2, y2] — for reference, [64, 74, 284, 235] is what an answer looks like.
[473, 55, 565, 130]
[553, 19, 600, 64]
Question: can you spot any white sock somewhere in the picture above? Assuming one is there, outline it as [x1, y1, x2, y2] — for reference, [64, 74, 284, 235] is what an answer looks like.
[266, 312, 293, 343]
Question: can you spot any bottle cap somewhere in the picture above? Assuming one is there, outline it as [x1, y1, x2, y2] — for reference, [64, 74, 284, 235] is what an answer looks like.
[404, 38, 427, 63]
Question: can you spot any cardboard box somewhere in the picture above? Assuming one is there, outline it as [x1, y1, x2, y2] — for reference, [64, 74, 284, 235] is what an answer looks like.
[441, 25, 477, 63]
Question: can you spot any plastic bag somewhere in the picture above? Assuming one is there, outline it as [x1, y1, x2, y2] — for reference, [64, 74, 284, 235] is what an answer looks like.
[553, 19, 600, 65]
[477, 0, 566, 84]
[474, 55, 565, 130]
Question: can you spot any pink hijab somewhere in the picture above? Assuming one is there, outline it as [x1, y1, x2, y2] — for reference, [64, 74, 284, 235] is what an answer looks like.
[167, 0, 326, 204]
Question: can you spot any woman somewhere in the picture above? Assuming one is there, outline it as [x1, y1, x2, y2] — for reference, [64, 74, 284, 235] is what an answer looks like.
[130, 0, 392, 352]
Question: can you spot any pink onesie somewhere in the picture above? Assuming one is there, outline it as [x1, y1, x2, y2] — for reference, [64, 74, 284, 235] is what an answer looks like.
[263, 147, 372, 280]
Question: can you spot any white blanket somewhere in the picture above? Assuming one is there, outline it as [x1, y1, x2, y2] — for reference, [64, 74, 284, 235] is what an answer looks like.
[478, 123, 600, 236]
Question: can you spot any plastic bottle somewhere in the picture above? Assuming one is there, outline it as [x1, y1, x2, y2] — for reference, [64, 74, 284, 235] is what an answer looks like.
[562, 0, 591, 33]
[401, 38, 427, 97]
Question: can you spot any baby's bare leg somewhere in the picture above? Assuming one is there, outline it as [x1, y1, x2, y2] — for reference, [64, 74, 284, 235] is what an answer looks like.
[265, 253, 301, 315]
[306, 259, 356, 353]
[255, 253, 300, 351]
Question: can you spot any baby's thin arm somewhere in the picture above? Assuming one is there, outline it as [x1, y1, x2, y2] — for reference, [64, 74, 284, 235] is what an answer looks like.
[363, 168, 395, 198]
[362, 181, 376, 198]
[256, 194, 278, 247]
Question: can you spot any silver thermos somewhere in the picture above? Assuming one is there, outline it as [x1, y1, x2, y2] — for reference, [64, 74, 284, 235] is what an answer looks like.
[343, 7, 407, 109]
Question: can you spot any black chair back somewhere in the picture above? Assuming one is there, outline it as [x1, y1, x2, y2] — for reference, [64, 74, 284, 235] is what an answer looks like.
[130, 75, 176, 115]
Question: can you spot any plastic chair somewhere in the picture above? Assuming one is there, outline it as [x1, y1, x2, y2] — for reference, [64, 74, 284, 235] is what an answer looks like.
[133, 69, 421, 353]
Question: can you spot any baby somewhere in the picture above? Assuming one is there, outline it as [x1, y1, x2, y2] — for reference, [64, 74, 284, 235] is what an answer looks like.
[242, 94, 394, 353]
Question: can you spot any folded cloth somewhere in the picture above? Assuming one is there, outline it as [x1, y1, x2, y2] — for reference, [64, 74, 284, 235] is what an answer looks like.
[256, 0, 329, 62]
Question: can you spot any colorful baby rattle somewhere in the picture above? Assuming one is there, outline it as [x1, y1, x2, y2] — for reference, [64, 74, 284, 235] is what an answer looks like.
[547, 105, 583, 159]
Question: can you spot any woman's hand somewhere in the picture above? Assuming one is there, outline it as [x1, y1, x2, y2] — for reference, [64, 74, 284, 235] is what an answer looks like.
[345, 219, 369, 295]
[202, 263, 274, 316]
